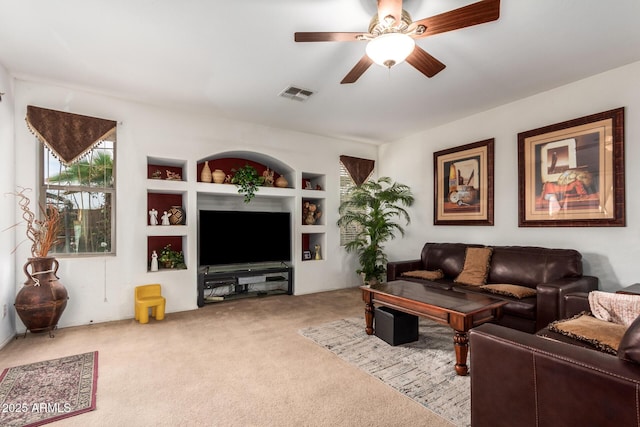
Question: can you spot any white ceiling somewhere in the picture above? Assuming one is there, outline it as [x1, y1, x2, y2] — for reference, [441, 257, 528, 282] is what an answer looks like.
[1, 0, 640, 145]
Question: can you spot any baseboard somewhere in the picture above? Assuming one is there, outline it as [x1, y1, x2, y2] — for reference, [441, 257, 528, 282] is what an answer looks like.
[0, 332, 18, 351]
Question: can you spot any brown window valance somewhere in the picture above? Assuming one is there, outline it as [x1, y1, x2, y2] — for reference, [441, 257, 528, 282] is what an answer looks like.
[26, 105, 116, 166]
[339, 155, 375, 186]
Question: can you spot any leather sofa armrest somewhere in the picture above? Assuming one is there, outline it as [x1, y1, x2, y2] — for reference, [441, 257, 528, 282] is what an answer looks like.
[386, 259, 422, 282]
[470, 323, 640, 427]
[564, 292, 590, 317]
[564, 283, 640, 318]
[535, 275, 599, 331]
[617, 283, 640, 295]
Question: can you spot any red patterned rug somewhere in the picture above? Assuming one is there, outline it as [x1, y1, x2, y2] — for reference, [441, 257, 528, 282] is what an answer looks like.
[0, 351, 98, 427]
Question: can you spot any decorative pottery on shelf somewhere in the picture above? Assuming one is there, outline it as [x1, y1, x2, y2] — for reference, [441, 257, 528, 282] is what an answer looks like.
[201, 161, 212, 183]
[168, 206, 186, 225]
[275, 175, 288, 188]
[15, 257, 69, 336]
[212, 169, 226, 184]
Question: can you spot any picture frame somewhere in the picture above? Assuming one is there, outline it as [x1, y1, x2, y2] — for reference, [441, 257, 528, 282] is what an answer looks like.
[434, 139, 494, 225]
[518, 107, 625, 227]
[302, 250, 312, 261]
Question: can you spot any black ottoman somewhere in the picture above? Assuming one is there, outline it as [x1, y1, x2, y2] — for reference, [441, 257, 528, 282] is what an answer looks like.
[374, 306, 419, 346]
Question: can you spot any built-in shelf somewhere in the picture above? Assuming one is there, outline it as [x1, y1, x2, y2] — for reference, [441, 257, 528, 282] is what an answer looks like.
[147, 235, 187, 272]
[195, 182, 296, 198]
[145, 152, 329, 303]
[301, 172, 326, 191]
[146, 157, 188, 272]
[301, 171, 326, 262]
[302, 233, 326, 261]
[147, 156, 187, 181]
[147, 193, 186, 224]
[196, 154, 292, 189]
[146, 225, 187, 236]
[302, 197, 324, 226]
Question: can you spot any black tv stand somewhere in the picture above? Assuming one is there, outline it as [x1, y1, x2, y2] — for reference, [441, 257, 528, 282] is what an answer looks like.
[197, 263, 293, 307]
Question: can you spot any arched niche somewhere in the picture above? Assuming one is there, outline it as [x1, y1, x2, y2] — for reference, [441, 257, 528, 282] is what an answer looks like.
[197, 150, 294, 188]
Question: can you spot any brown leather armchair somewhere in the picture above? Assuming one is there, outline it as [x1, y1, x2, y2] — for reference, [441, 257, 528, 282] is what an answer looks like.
[470, 314, 640, 426]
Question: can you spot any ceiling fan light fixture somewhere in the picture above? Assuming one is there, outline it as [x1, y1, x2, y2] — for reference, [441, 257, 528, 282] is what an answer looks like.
[365, 32, 415, 69]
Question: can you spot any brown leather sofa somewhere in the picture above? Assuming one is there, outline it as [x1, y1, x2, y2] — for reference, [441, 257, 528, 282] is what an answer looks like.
[387, 242, 598, 333]
[470, 312, 640, 426]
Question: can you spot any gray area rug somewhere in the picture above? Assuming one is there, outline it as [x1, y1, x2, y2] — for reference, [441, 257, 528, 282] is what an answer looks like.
[300, 317, 470, 427]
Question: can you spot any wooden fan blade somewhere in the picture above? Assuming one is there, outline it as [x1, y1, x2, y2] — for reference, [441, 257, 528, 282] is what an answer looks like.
[405, 46, 446, 78]
[295, 32, 368, 42]
[411, 0, 500, 39]
[377, 0, 403, 27]
[341, 55, 374, 84]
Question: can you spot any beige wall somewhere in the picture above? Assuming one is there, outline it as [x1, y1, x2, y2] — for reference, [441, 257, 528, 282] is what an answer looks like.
[380, 60, 640, 291]
[4, 60, 640, 338]
[9, 79, 377, 331]
[0, 64, 16, 347]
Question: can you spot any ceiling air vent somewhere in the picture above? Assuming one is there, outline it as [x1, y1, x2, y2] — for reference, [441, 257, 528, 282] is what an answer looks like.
[279, 86, 314, 102]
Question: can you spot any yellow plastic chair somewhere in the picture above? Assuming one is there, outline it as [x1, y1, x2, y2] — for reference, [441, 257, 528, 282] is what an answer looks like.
[135, 284, 166, 324]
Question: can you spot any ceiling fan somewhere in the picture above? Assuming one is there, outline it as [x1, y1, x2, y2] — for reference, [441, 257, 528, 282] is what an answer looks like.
[294, 0, 500, 84]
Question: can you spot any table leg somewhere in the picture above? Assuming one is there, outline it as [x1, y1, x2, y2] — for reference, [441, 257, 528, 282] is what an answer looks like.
[362, 289, 374, 335]
[453, 330, 469, 376]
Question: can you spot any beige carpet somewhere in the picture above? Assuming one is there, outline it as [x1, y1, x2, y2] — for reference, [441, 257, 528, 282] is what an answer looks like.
[0, 287, 454, 426]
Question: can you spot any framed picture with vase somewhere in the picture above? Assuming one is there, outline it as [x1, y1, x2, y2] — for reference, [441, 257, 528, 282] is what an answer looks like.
[433, 139, 494, 226]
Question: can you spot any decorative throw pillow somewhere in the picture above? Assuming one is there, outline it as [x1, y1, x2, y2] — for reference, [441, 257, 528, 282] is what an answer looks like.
[401, 269, 444, 281]
[480, 284, 536, 299]
[589, 291, 640, 327]
[454, 247, 493, 286]
[548, 312, 627, 355]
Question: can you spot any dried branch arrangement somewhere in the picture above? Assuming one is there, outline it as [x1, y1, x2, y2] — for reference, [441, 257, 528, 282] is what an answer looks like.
[10, 187, 60, 257]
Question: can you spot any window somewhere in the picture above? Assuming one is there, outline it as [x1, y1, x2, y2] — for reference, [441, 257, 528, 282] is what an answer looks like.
[41, 135, 116, 255]
[339, 161, 363, 246]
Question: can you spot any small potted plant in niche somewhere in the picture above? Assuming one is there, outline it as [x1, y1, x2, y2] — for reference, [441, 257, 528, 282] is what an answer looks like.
[231, 164, 265, 203]
[337, 177, 414, 285]
[159, 244, 186, 269]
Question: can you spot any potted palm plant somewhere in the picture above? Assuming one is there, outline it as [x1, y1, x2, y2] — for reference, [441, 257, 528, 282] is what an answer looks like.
[337, 177, 414, 285]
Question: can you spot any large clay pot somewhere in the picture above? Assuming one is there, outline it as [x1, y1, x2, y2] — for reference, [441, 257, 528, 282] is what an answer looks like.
[15, 257, 69, 335]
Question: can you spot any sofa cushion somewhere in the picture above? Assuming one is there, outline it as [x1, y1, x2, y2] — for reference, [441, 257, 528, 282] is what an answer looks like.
[548, 313, 626, 355]
[617, 314, 640, 364]
[421, 242, 480, 278]
[454, 247, 493, 286]
[456, 284, 537, 320]
[487, 246, 583, 287]
[480, 284, 537, 299]
[589, 291, 640, 326]
[401, 269, 444, 281]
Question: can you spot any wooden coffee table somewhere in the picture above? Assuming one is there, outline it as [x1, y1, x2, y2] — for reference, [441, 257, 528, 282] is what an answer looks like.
[360, 280, 507, 376]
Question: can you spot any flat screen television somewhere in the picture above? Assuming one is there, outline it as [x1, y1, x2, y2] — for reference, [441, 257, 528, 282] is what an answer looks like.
[199, 210, 291, 267]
